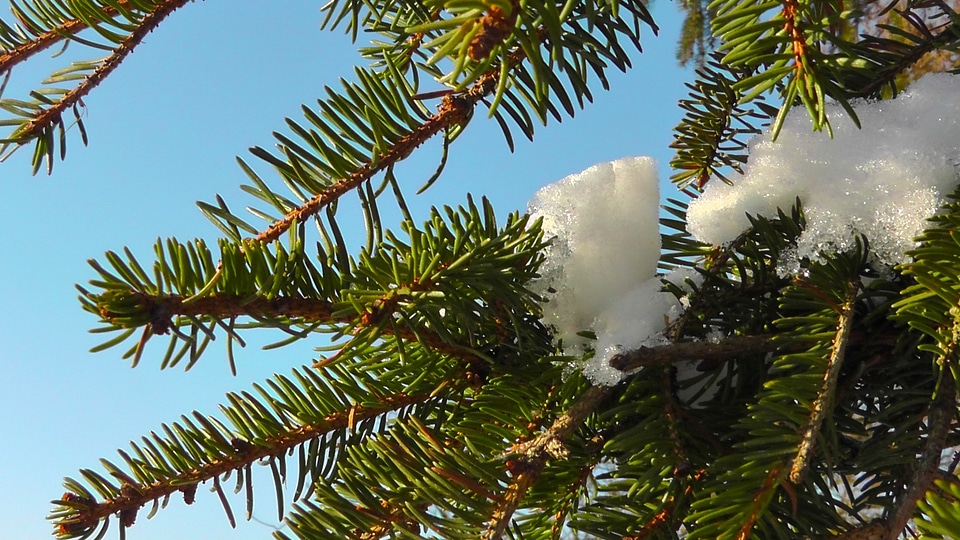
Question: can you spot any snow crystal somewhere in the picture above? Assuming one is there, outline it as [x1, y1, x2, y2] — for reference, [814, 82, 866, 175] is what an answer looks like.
[530, 157, 694, 386]
[687, 73, 960, 272]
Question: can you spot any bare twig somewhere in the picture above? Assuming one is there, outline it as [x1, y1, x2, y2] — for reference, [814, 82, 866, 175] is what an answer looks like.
[608, 334, 787, 372]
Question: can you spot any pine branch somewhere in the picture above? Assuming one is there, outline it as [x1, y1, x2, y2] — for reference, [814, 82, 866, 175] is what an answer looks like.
[0, 2, 125, 73]
[884, 368, 957, 540]
[848, 13, 960, 98]
[789, 279, 859, 483]
[52, 391, 434, 537]
[93, 290, 490, 367]
[254, 46, 527, 244]
[10, 0, 190, 143]
[483, 385, 613, 539]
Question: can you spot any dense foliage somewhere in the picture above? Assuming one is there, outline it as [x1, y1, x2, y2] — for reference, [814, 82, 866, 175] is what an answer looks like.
[2, 0, 959, 538]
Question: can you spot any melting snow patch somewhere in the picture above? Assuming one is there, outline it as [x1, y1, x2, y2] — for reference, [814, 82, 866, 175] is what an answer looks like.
[687, 73, 960, 273]
[529, 157, 699, 386]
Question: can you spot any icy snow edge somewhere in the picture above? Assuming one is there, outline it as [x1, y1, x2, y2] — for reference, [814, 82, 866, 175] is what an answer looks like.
[687, 73, 960, 274]
[528, 157, 700, 386]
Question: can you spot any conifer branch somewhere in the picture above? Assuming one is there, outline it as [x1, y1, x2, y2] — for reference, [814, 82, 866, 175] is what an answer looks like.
[789, 280, 859, 483]
[0, 2, 123, 73]
[96, 291, 489, 365]
[609, 334, 787, 372]
[54, 392, 432, 537]
[484, 385, 613, 539]
[10, 0, 191, 143]
[254, 40, 532, 244]
[884, 368, 957, 540]
[624, 470, 705, 540]
[850, 18, 960, 98]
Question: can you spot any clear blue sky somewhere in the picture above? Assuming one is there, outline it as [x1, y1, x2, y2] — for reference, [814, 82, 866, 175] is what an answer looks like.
[0, 1, 693, 538]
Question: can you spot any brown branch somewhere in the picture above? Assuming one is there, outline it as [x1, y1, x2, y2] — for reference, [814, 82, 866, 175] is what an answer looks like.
[789, 281, 859, 483]
[0, 1, 147, 74]
[483, 385, 613, 539]
[782, 0, 807, 82]
[608, 334, 789, 372]
[55, 392, 433, 536]
[99, 291, 489, 366]
[13, 0, 191, 142]
[254, 42, 531, 244]
[883, 367, 957, 539]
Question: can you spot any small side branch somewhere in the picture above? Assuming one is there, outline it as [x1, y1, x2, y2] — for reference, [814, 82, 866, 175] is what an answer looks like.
[255, 43, 530, 244]
[483, 385, 613, 539]
[98, 291, 489, 366]
[609, 334, 786, 372]
[0, 3, 123, 73]
[789, 282, 859, 483]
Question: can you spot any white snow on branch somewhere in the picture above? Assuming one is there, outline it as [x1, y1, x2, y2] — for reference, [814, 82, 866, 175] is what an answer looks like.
[687, 73, 960, 273]
[529, 157, 697, 386]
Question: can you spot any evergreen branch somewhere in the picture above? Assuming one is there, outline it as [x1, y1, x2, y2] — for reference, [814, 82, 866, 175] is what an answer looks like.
[884, 369, 957, 540]
[669, 53, 769, 189]
[253, 46, 519, 244]
[686, 245, 867, 539]
[623, 470, 706, 540]
[51, 390, 435, 538]
[609, 334, 787, 372]
[9, 0, 189, 144]
[830, 369, 957, 539]
[484, 385, 613, 539]
[789, 279, 859, 483]
[848, 14, 960, 98]
[0, 2, 124, 73]
[81, 199, 547, 371]
[92, 289, 489, 368]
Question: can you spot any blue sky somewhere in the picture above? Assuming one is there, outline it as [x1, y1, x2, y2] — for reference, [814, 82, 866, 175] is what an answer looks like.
[0, 1, 693, 538]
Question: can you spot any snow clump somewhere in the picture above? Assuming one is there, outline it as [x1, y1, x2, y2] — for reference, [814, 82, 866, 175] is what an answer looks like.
[687, 73, 960, 274]
[529, 157, 699, 386]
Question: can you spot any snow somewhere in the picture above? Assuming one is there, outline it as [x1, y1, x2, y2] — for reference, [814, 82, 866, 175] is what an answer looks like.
[529, 157, 696, 386]
[687, 73, 960, 273]
[527, 75, 960, 387]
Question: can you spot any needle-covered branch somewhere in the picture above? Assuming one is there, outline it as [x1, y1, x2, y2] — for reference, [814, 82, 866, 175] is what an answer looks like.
[483, 385, 613, 539]
[79, 198, 549, 372]
[49, 384, 438, 539]
[0, 3, 124, 73]
[0, 0, 193, 173]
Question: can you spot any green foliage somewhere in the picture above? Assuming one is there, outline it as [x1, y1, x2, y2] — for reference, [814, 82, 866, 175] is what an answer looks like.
[916, 478, 960, 538]
[3, 0, 958, 539]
